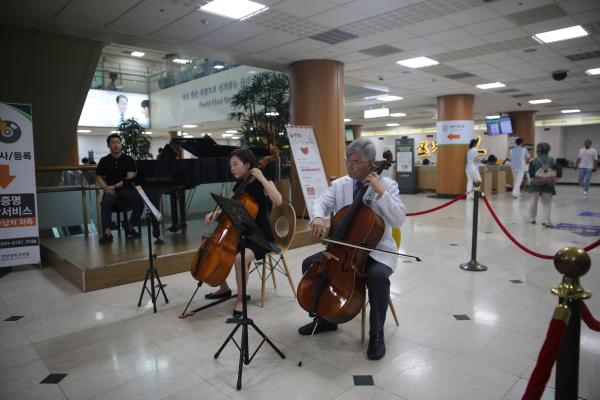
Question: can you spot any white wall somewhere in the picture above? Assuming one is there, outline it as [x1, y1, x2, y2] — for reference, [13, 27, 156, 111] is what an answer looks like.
[564, 125, 600, 160]
[534, 126, 566, 158]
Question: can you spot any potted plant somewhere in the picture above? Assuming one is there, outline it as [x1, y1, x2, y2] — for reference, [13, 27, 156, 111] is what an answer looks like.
[118, 118, 152, 160]
[229, 71, 290, 174]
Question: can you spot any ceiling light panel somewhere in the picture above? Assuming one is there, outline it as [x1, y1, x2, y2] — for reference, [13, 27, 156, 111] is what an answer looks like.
[200, 0, 268, 20]
[532, 25, 588, 44]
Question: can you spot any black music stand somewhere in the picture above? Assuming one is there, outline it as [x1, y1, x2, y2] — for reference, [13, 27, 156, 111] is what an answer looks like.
[210, 193, 285, 390]
[136, 187, 169, 313]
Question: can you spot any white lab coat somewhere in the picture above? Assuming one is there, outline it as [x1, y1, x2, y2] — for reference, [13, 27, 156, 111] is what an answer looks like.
[311, 175, 406, 271]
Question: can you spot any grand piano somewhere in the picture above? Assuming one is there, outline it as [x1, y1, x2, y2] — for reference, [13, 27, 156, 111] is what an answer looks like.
[135, 136, 273, 233]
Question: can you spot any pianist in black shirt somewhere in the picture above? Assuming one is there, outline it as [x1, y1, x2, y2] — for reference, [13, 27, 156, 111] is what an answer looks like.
[204, 148, 283, 318]
[95, 134, 144, 243]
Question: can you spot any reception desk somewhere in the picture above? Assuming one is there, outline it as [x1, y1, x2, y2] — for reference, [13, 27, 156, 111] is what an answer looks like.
[416, 165, 493, 195]
[486, 165, 506, 194]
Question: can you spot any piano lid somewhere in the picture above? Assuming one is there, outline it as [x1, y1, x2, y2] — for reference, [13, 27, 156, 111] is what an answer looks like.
[171, 137, 271, 158]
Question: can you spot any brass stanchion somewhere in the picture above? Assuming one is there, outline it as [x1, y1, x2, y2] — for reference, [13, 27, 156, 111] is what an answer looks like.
[552, 247, 591, 400]
[460, 181, 487, 271]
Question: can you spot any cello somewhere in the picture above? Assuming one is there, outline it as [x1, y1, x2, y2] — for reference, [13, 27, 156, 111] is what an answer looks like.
[189, 146, 280, 287]
[296, 152, 394, 324]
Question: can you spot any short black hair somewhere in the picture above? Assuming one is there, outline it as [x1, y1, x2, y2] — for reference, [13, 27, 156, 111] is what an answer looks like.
[141, 99, 149, 108]
[515, 138, 523, 146]
[116, 95, 128, 103]
[107, 133, 122, 144]
[469, 139, 478, 148]
[81, 157, 89, 164]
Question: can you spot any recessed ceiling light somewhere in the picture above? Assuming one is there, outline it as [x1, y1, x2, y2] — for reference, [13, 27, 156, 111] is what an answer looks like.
[396, 56, 439, 69]
[225, 130, 237, 134]
[143, 131, 152, 135]
[344, 118, 352, 122]
[231, 136, 241, 140]
[110, 130, 119, 133]
[265, 111, 279, 116]
[77, 129, 91, 133]
[213, 64, 225, 69]
[486, 115, 500, 119]
[529, 99, 552, 104]
[585, 68, 600, 76]
[364, 108, 390, 119]
[561, 109, 580, 113]
[200, 0, 268, 20]
[532, 25, 588, 44]
[131, 51, 145, 57]
[222, 133, 234, 138]
[182, 124, 197, 128]
[248, 70, 257, 74]
[390, 112, 406, 117]
[173, 58, 191, 64]
[476, 82, 506, 89]
[386, 123, 400, 127]
[376, 95, 403, 102]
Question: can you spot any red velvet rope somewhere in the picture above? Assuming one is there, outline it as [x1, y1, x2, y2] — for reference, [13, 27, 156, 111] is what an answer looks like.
[584, 238, 600, 252]
[522, 318, 567, 400]
[581, 302, 600, 332]
[481, 196, 554, 260]
[406, 193, 466, 216]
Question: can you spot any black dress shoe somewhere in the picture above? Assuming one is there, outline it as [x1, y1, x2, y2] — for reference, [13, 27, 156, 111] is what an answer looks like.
[367, 332, 386, 360]
[99, 234, 113, 244]
[232, 309, 243, 318]
[298, 318, 338, 336]
[205, 290, 232, 299]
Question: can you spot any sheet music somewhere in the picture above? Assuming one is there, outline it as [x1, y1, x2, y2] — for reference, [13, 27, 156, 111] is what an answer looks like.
[135, 186, 163, 222]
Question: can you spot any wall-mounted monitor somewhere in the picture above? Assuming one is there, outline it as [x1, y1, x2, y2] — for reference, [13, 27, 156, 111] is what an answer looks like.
[345, 128, 354, 142]
[78, 89, 150, 128]
[485, 115, 512, 135]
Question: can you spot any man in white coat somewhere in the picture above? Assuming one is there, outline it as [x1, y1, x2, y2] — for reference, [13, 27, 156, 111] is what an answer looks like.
[298, 137, 406, 360]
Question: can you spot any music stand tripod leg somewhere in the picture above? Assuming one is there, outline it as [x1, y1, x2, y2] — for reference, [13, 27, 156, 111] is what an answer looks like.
[213, 231, 284, 390]
[137, 212, 169, 313]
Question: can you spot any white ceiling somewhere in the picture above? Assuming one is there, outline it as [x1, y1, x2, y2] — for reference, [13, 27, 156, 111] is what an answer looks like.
[3, 0, 600, 134]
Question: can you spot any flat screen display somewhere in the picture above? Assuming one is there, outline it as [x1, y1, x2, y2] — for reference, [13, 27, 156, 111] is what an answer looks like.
[345, 128, 354, 142]
[78, 89, 150, 128]
[485, 115, 512, 135]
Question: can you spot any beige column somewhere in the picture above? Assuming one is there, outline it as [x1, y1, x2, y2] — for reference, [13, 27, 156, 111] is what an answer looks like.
[289, 60, 345, 213]
[509, 111, 536, 145]
[436, 94, 474, 196]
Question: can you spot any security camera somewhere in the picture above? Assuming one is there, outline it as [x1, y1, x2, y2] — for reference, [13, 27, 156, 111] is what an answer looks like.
[517, 102, 522, 107]
[378, 75, 384, 81]
[552, 70, 568, 81]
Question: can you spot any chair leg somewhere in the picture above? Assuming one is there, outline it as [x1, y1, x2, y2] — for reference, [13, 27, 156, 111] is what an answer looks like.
[268, 254, 277, 289]
[123, 211, 130, 232]
[361, 299, 366, 342]
[260, 259, 266, 308]
[116, 212, 121, 237]
[389, 296, 399, 326]
[280, 254, 297, 298]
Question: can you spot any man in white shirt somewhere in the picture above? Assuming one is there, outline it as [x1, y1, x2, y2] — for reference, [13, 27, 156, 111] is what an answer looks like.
[576, 139, 598, 197]
[297, 137, 406, 360]
[509, 138, 530, 199]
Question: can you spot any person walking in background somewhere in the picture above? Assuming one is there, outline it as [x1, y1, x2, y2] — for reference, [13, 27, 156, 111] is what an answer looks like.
[466, 139, 481, 200]
[509, 138, 530, 199]
[528, 143, 558, 228]
[576, 139, 598, 197]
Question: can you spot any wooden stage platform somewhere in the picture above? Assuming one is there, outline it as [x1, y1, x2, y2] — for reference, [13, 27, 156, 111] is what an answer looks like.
[41, 218, 314, 292]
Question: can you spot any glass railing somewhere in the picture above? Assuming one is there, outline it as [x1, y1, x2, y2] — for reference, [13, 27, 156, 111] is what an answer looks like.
[90, 55, 239, 94]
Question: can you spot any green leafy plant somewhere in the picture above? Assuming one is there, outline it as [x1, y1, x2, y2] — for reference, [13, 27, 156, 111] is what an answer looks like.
[118, 118, 152, 160]
[228, 71, 290, 159]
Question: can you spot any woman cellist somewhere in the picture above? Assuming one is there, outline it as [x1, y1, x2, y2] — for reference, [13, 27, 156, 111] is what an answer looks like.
[203, 148, 283, 317]
[297, 137, 406, 360]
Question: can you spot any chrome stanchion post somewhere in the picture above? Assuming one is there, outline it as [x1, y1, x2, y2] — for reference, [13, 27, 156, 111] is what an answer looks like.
[552, 247, 591, 400]
[460, 180, 487, 271]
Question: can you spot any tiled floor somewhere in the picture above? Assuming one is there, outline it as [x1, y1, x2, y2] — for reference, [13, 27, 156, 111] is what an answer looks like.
[1, 186, 599, 400]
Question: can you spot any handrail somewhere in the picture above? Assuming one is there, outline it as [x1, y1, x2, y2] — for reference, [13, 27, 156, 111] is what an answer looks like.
[36, 165, 97, 172]
[37, 185, 100, 193]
